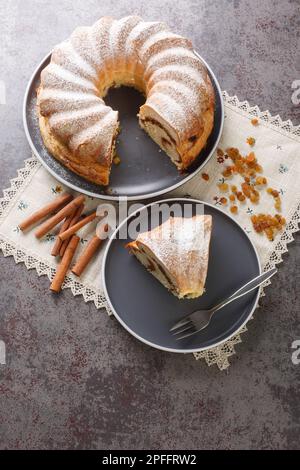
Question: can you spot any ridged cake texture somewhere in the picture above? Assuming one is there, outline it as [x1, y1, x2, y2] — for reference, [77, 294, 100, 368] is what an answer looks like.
[38, 16, 215, 186]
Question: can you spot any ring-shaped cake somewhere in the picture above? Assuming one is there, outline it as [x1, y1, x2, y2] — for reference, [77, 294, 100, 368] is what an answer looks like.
[38, 16, 215, 186]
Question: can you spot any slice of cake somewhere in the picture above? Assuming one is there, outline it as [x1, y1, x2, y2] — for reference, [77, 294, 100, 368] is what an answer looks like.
[126, 214, 212, 298]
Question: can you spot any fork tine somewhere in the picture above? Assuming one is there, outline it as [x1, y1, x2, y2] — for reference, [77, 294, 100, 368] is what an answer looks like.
[175, 328, 199, 341]
[172, 322, 194, 336]
[170, 317, 191, 332]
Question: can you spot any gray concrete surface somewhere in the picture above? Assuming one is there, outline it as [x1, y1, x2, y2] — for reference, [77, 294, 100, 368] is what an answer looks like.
[0, 0, 300, 450]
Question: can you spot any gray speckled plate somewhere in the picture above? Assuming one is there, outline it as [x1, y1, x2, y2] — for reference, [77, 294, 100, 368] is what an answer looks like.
[23, 52, 224, 201]
[103, 198, 261, 353]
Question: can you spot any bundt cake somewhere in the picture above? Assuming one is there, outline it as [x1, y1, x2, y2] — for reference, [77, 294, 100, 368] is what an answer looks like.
[38, 16, 215, 186]
[126, 215, 212, 299]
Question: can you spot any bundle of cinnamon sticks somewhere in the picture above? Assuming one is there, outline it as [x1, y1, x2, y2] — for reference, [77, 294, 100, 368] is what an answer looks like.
[19, 192, 109, 293]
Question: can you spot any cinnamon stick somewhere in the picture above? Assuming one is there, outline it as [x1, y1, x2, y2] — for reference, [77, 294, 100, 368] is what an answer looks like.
[59, 204, 84, 257]
[19, 192, 73, 231]
[71, 224, 109, 277]
[50, 235, 80, 293]
[59, 211, 97, 241]
[35, 195, 85, 239]
[51, 208, 76, 257]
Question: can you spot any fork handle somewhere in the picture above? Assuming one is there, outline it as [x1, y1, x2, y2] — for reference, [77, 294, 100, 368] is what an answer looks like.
[213, 267, 277, 313]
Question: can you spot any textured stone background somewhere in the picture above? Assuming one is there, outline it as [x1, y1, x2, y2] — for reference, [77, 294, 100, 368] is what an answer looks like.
[0, 0, 299, 450]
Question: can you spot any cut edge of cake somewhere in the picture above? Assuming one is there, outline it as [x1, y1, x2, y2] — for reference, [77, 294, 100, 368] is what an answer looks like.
[126, 214, 212, 299]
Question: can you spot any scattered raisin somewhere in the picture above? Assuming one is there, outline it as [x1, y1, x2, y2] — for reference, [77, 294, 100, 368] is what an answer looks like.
[267, 187, 281, 210]
[202, 172, 210, 181]
[275, 197, 281, 211]
[237, 191, 246, 202]
[248, 168, 256, 177]
[241, 182, 252, 198]
[113, 156, 121, 165]
[246, 137, 256, 146]
[218, 182, 229, 192]
[226, 147, 240, 160]
[255, 176, 267, 186]
[218, 144, 285, 234]
[246, 152, 256, 166]
[250, 191, 259, 203]
[222, 167, 233, 177]
[251, 213, 286, 240]
[265, 227, 274, 241]
[267, 188, 279, 197]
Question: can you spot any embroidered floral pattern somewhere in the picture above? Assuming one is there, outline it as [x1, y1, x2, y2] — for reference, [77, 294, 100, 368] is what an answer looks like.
[279, 163, 288, 173]
[213, 196, 222, 206]
[51, 185, 63, 194]
[218, 177, 227, 184]
[44, 233, 55, 242]
[17, 200, 28, 211]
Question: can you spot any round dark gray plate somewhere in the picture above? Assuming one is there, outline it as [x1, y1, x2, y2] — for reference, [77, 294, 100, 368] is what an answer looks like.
[103, 198, 261, 353]
[23, 52, 224, 201]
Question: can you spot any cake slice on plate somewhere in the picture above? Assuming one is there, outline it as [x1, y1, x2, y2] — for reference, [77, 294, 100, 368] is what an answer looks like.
[126, 215, 212, 299]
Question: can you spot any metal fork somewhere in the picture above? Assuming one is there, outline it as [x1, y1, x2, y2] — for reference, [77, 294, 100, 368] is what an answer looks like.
[170, 267, 277, 340]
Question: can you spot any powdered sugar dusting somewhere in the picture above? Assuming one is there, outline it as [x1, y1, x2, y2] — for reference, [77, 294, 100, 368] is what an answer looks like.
[149, 79, 206, 124]
[145, 90, 189, 132]
[126, 21, 169, 57]
[147, 64, 207, 95]
[137, 215, 212, 295]
[52, 40, 98, 82]
[38, 15, 213, 167]
[109, 16, 142, 65]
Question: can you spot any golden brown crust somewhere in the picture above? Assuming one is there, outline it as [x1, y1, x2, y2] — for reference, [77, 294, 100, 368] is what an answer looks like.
[178, 74, 215, 169]
[39, 114, 111, 186]
[179, 109, 214, 169]
[37, 16, 215, 185]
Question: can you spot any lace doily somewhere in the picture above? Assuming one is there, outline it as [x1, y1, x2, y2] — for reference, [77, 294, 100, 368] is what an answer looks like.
[1, 92, 299, 370]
